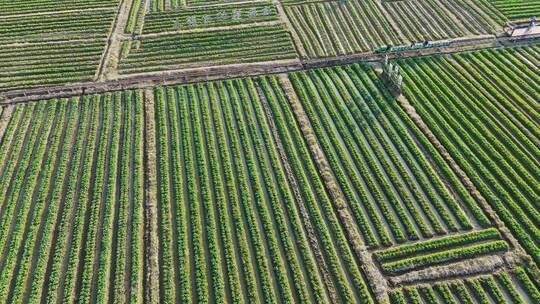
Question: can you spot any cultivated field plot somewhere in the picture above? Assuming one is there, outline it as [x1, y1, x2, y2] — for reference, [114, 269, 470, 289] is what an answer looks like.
[0, 10, 115, 44]
[388, 267, 539, 304]
[0, 41, 105, 92]
[398, 46, 540, 267]
[153, 78, 373, 303]
[284, 0, 504, 58]
[142, 2, 278, 33]
[288, 64, 491, 247]
[489, 0, 540, 19]
[0, 0, 119, 16]
[118, 25, 298, 74]
[125, 0, 276, 35]
[0, 0, 119, 92]
[0, 93, 144, 303]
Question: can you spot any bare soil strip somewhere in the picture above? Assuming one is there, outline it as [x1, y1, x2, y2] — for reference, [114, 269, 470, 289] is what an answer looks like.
[278, 74, 389, 304]
[387, 251, 524, 286]
[143, 88, 160, 304]
[97, 0, 135, 80]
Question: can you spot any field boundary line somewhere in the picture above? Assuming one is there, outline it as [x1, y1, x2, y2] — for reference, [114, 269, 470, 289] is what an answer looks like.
[97, 0, 135, 81]
[387, 251, 523, 286]
[143, 88, 160, 304]
[278, 74, 389, 304]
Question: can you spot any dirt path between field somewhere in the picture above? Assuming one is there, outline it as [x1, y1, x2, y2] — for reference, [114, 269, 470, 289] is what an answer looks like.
[97, 0, 134, 80]
[0, 7, 116, 19]
[1, 35, 538, 104]
[143, 88, 160, 304]
[278, 74, 389, 304]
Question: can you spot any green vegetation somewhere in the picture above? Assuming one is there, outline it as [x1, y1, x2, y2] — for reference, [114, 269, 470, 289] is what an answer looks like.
[390, 270, 540, 304]
[0, 92, 144, 303]
[119, 25, 297, 74]
[285, 0, 503, 58]
[489, 0, 540, 19]
[0, 40, 104, 92]
[398, 47, 540, 265]
[375, 228, 501, 262]
[0, 10, 115, 44]
[288, 64, 487, 247]
[143, 2, 278, 33]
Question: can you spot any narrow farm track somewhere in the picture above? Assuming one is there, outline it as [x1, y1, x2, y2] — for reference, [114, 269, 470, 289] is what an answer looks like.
[143, 88, 160, 304]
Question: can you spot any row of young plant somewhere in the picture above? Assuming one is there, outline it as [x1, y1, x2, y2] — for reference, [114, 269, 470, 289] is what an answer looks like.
[0, 100, 58, 302]
[332, 66, 474, 233]
[362, 63, 493, 234]
[489, 0, 540, 19]
[289, 65, 479, 247]
[154, 80, 336, 303]
[292, 69, 417, 244]
[388, 267, 539, 304]
[259, 75, 373, 303]
[0, 0, 119, 16]
[375, 228, 501, 263]
[119, 26, 296, 73]
[0, 10, 115, 44]
[443, 52, 540, 180]
[382, 240, 509, 274]
[354, 63, 491, 228]
[0, 41, 104, 92]
[0, 93, 145, 303]
[398, 54, 540, 265]
[409, 57, 539, 210]
[284, 0, 401, 58]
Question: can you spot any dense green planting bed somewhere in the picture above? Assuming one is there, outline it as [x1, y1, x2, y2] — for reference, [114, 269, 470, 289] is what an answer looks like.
[0, 93, 144, 303]
[0, 0, 119, 16]
[0, 40, 105, 92]
[389, 267, 540, 304]
[489, 0, 540, 19]
[288, 64, 490, 247]
[0, 10, 115, 44]
[143, 2, 278, 33]
[398, 47, 540, 266]
[153, 78, 373, 303]
[119, 25, 297, 74]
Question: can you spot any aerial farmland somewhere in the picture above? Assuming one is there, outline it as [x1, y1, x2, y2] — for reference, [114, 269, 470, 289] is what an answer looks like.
[0, 0, 538, 303]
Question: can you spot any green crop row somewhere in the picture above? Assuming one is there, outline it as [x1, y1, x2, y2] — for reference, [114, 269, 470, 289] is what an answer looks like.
[389, 269, 537, 303]
[382, 240, 509, 274]
[375, 228, 501, 262]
